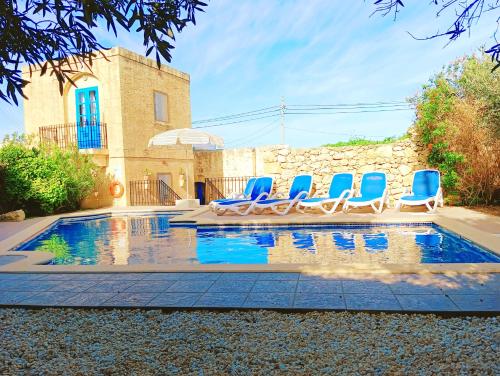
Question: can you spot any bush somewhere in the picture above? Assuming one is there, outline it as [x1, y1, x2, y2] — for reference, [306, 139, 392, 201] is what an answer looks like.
[0, 135, 98, 215]
[413, 53, 500, 205]
[323, 135, 408, 148]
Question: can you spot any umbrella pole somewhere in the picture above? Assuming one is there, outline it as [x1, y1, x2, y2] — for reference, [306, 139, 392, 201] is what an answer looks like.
[185, 162, 189, 199]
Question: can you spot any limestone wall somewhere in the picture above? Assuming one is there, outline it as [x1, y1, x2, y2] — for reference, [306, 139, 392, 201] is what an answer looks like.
[194, 138, 428, 203]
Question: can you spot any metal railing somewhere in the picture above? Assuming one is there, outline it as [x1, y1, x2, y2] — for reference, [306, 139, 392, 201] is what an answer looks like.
[129, 179, 181, 206]
[204, 176, 253, 203]
[39, 121, 108, 149]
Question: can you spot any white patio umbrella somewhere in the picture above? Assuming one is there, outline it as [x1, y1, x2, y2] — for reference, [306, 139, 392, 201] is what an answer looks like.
[148, 128, 224, 198]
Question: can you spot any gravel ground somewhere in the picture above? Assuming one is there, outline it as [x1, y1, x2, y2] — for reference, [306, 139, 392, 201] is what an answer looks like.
[0, 309, 498, 375]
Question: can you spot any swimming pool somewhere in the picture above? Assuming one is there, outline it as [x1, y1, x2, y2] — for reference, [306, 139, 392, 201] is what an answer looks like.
[14, 213, 500, 266]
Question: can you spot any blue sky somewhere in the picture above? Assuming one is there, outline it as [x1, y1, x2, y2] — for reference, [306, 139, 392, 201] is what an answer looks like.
[1, 1, 497, 147]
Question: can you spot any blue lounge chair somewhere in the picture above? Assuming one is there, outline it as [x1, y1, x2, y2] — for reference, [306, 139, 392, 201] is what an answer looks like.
[343, 171, 389, 214]
[212, 176, 274, 216]
[296, 173, 354, 214]
[396, 169, 443, 213]
[253, 174, 313, 215]
[208, 177, 256, 208]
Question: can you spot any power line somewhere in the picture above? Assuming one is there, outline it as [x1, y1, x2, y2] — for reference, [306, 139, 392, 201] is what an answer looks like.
[192, 106, 280, 124]
[285, 108, 413, 115]
[192, 100, 412, 125]
[192, 114, 280, 129]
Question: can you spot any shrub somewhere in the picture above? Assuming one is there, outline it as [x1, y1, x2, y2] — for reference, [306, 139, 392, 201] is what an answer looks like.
[413, 53, 500, 205]
[0, 135, 98, 215]
[323, 134, 408, 148]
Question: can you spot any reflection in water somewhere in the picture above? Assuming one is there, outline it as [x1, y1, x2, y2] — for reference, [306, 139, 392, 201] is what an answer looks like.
[16, 215, 500, 265]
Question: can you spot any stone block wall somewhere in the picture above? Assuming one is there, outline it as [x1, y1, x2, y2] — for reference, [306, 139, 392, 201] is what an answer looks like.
[195, 138, 429, 203]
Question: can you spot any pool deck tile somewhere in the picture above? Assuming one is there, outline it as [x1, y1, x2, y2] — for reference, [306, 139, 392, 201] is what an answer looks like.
[252, 280, 298, 293]
[166, 280, 215, 293]
[395, 294, 460, 312]
[100, 273, 147, 281]
[147, 293, 202, 307]
[389, 282, 443, 295]
[12, 280, 62, 292]
[218, 272, 261, 281]
[0, 272, 498, 312]
[100, 292, 158, 307]
[63, 292, 116, 307]
[0, 291, 40, 305]
[257, 273, 300, 281]
[20, 292, 77, 306]
[85, 280, 137, 293]
[194, 293, 249, 308]
[124, 281, 176, 293]
[293, 294, 346, 310]
[342, 280, 393, 295]
[448, 294, 500, 312]
[38, 273, 109, 281]
[208, 279, 256, 293]
[344, 293, 402, 311]
[296, 280, 342, 294]
[244, 293, 294, 308]
[49, 280, 98, 293]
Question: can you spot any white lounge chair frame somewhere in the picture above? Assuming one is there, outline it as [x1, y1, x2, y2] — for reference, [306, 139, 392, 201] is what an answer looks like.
[296, 173, 354, 215]
[253, 175, 313, 216]
[208, 177, 256, 209]
[343, 171, 390, 214]
[212, 177, 274, 216]
[396, 169, 444, 213]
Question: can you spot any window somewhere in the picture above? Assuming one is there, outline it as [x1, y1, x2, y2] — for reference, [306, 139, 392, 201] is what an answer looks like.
[154, 92, 168, 122]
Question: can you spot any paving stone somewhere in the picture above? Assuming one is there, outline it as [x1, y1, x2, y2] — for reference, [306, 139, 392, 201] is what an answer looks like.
[167, 280, 214, 293]
[244, 293, 294, 308]
[342, 280, 392, 294]
[293, 294, 346, 309]
[344, 294, 402, 311]
[0, 291, 39, 305]
[194, 293, 248, 307]
[439, 281, 499, 295]
[85, 280, 136, 293]
[296, 280, 342, 294]
[175, 273, 221, 281]
[389, 282, 443, 295]
[0, 273, 30, 281]
[49, 280, 98, 293]
[19, 292, 77, 306]
[258, 273, 300, 281]
[449, 294, 500, 312]
[101, 293, 157, 307]
[124, 281, 175, 293]
[10, 281, 61, 292]
[252, 280, 297, 293]
[148, 293, 201, 307]
[299, 274, 345, 281]
[218, 273, 261, 281]
[208, 279, 255, 293]
[63, 293, 116, 307]
[141, 273, 185, 281]
[396, 294, 459, 312]
[100, 273, 147, 281]
[39, 273, 107, 281]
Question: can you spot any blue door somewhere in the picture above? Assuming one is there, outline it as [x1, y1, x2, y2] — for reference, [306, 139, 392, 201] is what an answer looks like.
[75, 86, 101, 149]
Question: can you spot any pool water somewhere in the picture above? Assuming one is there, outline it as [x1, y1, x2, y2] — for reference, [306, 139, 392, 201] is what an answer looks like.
[14, 214, 500, 266]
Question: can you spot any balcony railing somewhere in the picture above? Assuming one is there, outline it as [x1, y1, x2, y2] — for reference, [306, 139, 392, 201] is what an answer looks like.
[129, 179, 182, 206]
[39, 122, 108, 150]
[204, 176, 254, 203]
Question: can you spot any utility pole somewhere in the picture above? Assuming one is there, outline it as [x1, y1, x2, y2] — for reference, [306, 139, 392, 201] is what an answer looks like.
[280, 96, 286, 145]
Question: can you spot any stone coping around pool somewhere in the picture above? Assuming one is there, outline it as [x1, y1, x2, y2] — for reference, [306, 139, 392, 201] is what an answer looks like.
[0, 206, 498, 274]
